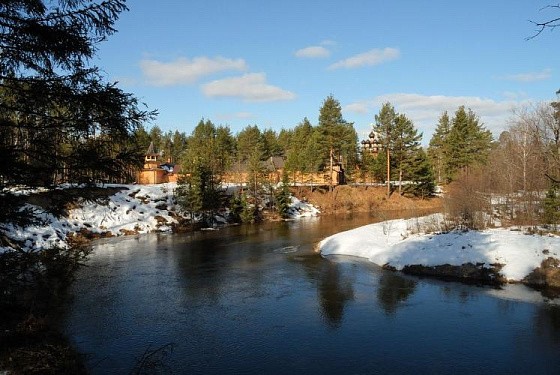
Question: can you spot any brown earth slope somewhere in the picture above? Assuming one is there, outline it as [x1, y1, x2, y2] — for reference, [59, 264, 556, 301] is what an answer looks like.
[293, 185, 442, 215]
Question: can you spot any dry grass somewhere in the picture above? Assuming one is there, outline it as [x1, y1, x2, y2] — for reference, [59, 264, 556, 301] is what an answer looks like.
[293, 185, 443, 215]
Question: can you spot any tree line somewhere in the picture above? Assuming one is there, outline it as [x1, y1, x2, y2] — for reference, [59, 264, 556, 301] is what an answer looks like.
[2, 0, 559, 228]
[2, 1, 559, 372]
[135, 97, 499, 223]
[438, 101, 560, 229]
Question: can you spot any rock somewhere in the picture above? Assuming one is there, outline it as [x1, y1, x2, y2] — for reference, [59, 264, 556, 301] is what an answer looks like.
[119, 228, 138, 236]
[401, 262, 506, 285]
[522, 257, 560, 289]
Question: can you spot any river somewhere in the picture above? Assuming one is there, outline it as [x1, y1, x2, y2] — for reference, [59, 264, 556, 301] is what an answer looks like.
[61, 213, 560, 374]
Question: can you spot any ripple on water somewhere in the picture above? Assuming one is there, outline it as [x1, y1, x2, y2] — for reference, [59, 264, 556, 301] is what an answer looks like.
[272, 245, 300, 254]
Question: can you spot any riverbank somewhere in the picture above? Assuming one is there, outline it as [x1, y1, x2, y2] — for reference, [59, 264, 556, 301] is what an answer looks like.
[319, 214, 560, 291]
[0, 182, 325, 373]
[0, 183, 435, 373]
[0, 183, 322, 254]
[293, 185, 442, 215]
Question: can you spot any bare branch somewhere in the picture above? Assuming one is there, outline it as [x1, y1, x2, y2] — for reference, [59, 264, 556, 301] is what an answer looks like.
[527, 4, 560, 40]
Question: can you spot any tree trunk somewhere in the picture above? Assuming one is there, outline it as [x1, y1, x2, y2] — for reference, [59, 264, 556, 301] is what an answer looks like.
[330, 146, 334, 191]
[398, 167, 403, 194]
[386, 148, 391, 197]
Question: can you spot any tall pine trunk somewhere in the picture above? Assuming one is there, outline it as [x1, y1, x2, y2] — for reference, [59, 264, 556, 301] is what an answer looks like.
[386, 148, 391, 197]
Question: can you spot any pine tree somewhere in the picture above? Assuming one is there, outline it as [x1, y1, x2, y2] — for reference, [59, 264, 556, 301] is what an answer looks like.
[316, 95, 358, 186]
[261, 128, 282, 158]
[133, 125, 152, 154]
[239, 193, 259, 223]
[236, 125, 263, 163]
[427, 111, 451, 184]
[176, 166, 203, 221]
[285, 118, 314, 183]
[215, 125, 236, 173]
[392, 113, 422, 194]
[171, 130, 188, 163]
[360, 149, 377, 184]
[277, 128, 293, 155]
[374, 102, 397, 196]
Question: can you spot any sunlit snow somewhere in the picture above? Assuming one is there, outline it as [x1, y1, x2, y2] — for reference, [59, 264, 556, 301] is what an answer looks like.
[0, 183, 319, 253]
[319, 214, 560, 282]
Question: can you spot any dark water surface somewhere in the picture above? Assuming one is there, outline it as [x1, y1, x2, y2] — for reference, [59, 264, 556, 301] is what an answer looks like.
[61, 214, 560, 374]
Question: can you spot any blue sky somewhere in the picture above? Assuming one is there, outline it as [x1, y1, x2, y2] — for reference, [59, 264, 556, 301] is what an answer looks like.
[95, 1, 560, 143]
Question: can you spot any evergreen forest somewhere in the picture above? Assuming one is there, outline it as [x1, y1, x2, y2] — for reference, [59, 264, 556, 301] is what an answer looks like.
[3, 1, 560, 373]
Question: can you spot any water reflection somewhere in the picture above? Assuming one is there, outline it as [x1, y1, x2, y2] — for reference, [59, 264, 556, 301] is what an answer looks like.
[61, 214, 560, 375]
[317, 261, 355, 328]
[377, 273, 417, 315]
[535, 305, 560, 345]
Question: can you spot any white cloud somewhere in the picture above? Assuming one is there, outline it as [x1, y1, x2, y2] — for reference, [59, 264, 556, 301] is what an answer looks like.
[328, 47, 400, 70]
[344, 102, 369, 114]
[140, 56, 247, 86]
[201, 73, 296, 102]
[498, 68, 552, 82]
[295, 46, 331, 58]
[344, 93, 532, 141]
[502, 91, 528, 100]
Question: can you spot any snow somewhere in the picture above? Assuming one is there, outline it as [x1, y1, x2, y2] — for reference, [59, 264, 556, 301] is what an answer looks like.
[288, 196, 320, 217]
[319, 214, 560, 282]
[67, 183, 178, 235]
[0, 183, 319, 254]
[4, 181, 560, 292]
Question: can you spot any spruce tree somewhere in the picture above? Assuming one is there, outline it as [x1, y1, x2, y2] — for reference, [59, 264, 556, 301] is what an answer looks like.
[542, 183, 560, 229]
[133, 125, 153, 154]
[246, 142, 267, 200]
[445, 106, 493, 181]
[403, 148, 435, 198]
[275, 171, 292, 219]
[176, 119, 223, 223]
[0, 0, 155, 186]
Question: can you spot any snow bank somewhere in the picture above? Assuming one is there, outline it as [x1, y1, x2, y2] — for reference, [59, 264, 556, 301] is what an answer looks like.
[288, 196, 320, 218]
[67, 183, 178, 235]
[1, 183, 320, 254]
[0, 183, 180, 254]
[319, 214, 560, 282]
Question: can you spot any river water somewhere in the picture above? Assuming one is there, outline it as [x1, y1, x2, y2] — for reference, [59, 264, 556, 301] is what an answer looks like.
[61, 213, 560, 374]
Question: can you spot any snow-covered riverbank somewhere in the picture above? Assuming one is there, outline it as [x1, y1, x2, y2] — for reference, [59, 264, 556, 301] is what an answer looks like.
[319, 214, 560, 285]
[0, 183, 319, 253]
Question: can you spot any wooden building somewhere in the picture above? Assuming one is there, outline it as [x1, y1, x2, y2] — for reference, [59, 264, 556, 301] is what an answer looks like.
[361, 130, 381, 157]
[136, 142, 180, 184]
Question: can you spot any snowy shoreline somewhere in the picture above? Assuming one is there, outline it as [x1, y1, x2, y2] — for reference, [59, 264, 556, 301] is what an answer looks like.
[0, 183, 320, 254]
[319, 214, 560, 285]
[5, 183, 560, 288]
